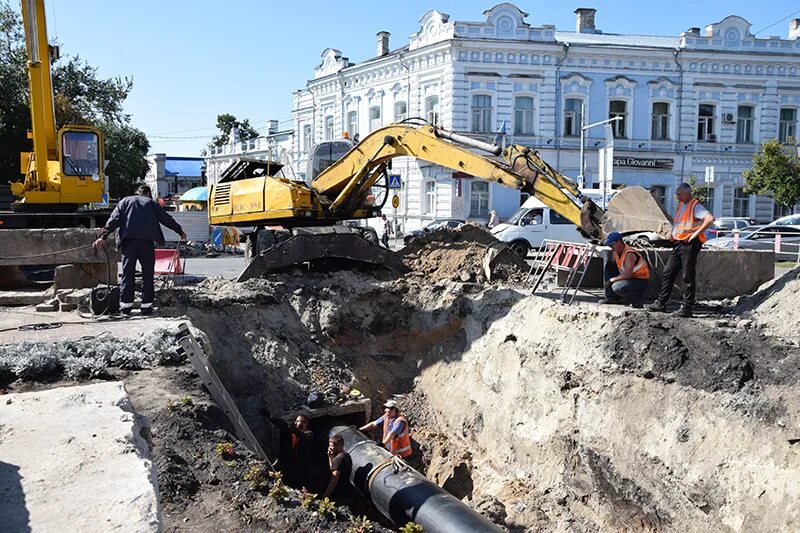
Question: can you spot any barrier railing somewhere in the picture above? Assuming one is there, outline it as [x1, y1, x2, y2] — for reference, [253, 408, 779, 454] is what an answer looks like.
[527, 239, 597, 304]
[707, 228, 800, 262]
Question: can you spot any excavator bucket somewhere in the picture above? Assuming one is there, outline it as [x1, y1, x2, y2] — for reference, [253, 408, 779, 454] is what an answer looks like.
[237, 226, 410, 282]
[602, 186, 673, 239]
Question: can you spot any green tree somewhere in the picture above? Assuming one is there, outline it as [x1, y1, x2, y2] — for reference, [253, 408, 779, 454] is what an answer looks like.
[211, 113, 260, 147]
[743, 138, 800, 210]
[0, 1, 149, 197]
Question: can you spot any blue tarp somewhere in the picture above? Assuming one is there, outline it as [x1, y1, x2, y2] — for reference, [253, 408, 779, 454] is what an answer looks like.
[180, 186, 208, 202]
[164, 157, 203, 177]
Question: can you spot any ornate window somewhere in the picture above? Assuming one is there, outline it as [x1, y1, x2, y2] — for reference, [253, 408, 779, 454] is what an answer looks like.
[471, 94, 492, 133]
[394, 101, 407, 122]
[324, 116, 334, 141]
[564, 98, 583, 137]
[369, 106, 381, 132]
[651, 102, 670, 140]
[514, 96, 535, 135]
[302, 124, 312, 150]
[737, 105, 754, 144]
[779, 107, 797, 144]
[425, 96, 440, 125]
[346, 111, 358, 139]
[697, 104, 716, 142]
[609, 100, 627, 139]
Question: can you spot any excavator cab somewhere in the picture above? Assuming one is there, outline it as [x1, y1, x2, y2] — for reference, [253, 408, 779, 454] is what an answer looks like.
[306, 140, 353, 183]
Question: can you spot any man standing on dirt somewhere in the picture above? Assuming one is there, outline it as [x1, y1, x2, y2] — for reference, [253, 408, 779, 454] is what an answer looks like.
[646, 183, 714, 318]
[381, 214, 392, 248]
[600, 232, 650, 308]
[323, 435, 354, 505]
[359, 399, 412, 459]
[93, 184, 185, 315]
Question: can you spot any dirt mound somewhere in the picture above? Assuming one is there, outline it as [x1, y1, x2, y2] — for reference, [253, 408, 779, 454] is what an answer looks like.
[739, 265, 800, 342]
[402, 223, 529, 284]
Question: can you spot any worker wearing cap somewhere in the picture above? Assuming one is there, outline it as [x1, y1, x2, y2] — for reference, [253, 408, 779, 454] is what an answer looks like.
[646, 183, 715, 318]
[359, 399, 412, 459]
[600, 232, 650, 308]
[93, 184, 185, 315]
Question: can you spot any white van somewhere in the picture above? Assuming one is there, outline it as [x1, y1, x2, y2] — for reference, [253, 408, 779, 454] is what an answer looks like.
[490, 190, 611, 257]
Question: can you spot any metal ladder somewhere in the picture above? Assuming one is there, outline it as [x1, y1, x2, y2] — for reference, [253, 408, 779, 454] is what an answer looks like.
[175, 323, 269, 461]
[528, 240, 597, 305]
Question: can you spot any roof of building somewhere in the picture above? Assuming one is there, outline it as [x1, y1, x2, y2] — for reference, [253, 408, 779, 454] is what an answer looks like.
[164, 157, 203, 177]
[555, 31, 680, 49]
[179, 186, 208, 202]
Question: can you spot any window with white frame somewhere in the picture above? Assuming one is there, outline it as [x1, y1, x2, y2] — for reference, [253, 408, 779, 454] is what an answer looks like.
[346, 111, 358, 139]
[609, 100, 627, 139]
[737, 105, 754, 144]
[425, 96, 440, 125]
[423, 181, 436, 214]
[394, 101, 407, 122]
[697, 104, 716, 142]
[324, 116, 334, 141]
[471, 94, 492, 133]
[302, 124, 312, 151]
[564, 98, 582, 137]
[779, 107, 797, 144]
[651, 102, 670, 140]
[650, 185, 667, 209]
[369, 106, 381, 132]
[470, 181, 489, 217]
[733, 187, 750, 217]
[514, 96, 535, 135]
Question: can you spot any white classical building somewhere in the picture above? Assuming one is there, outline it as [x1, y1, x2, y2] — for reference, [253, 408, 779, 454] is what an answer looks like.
[204, 120, 295, 186]
[292, 4, 800, 232]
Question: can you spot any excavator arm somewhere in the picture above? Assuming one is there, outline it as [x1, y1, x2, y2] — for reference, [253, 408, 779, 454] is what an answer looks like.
[310, 124, 603, 238]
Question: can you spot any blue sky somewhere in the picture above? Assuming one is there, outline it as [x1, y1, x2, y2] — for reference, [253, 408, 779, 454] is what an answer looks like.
[30, 0, 800, 156]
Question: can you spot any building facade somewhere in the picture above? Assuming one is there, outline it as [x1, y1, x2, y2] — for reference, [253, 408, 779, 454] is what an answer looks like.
[204, 120, 295, 186]
[145, 154, 204, 199]
[292, 4, 800, 233]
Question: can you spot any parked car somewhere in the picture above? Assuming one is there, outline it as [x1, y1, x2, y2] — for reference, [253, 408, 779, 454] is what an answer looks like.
[770, 214, 800, 226]
[490, 196, 588, 257]
[403, 219, 465, 244]
[704, 224, 800, 260]
[705, 217, 756, 239]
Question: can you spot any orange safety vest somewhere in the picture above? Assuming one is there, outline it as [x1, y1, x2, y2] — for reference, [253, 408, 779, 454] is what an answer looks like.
[383, 414, 412, 458]
[673, 198, 707, 243]
[615, 244, 650, 280]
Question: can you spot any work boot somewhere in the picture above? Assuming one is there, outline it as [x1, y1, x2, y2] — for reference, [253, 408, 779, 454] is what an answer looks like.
[645, 301, 667, 312]
[598, 297, 621, 305]
[140, 307, 154, 316]
[120, 308, 132, 316]
[630, 301, 644, 309]
[672, 306, 693, 318]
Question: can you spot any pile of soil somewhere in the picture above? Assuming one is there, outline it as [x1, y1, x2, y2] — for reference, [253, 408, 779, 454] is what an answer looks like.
[739, 264, 800, 343]
[401, 223, 529, 284]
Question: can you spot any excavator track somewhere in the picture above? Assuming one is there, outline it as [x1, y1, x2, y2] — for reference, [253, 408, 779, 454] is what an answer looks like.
[237, 226, 409, 282]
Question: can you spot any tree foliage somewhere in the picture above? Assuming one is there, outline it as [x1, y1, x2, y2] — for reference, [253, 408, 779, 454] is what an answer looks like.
[211, 113, 260, 147]
[0, 1, 149, 197]
[743, 138, 800, 209]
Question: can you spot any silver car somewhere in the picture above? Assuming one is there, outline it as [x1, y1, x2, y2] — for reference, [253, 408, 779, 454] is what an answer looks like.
[704, 224, 800, 261]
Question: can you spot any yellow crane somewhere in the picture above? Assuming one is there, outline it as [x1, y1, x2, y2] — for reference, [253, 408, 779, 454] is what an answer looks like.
[6, 0, 106, 225]
[209, 122, 671, 280]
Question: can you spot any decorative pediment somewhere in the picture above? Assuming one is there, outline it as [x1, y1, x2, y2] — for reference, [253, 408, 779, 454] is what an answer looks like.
[366, 88, 385, 102]
[560, 72, 592, 95]
[648, 77, 678, 98]
[605, 75, 637, 96]
[482, 3, 530, 37]
[314, 48, 350, 79]
[410, 10, 455, 51]
[452, 3, 555, 43]
[390, 82, 405, 95]
[679, 14, 800, 53]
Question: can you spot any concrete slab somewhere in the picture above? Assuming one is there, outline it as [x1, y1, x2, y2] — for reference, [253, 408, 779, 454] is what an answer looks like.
[0, 289, 50, 306]
[0, 229, 119, 266]
[0, 382, 160, 532]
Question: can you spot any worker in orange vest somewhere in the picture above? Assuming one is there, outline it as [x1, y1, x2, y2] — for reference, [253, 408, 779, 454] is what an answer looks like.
[359, 399, 412, 459]
[646, 183, 715, 318]
[599, 232, 651, 308]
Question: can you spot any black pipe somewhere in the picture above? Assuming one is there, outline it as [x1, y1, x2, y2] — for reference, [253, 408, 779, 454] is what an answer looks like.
[330, 426, 502, 533]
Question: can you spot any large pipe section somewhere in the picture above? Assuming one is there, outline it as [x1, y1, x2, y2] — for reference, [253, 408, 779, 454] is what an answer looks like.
[330, 425, 502, 533]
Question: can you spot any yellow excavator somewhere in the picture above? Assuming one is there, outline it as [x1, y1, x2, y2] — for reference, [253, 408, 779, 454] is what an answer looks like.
[209, 121, 672, 281]
[2, 0, 107, 229]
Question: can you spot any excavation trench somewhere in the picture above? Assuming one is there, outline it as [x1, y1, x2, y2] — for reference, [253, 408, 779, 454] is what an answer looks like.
[161, 263, 800, 532]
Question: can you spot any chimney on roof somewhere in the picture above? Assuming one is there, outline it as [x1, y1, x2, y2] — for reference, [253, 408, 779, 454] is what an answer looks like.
[268, 120, 279, 134]
[790, 19, 800, 40]
[575, 8, 596, 34]
[686, 27, 700, 35]
[377, 31, 390, 57]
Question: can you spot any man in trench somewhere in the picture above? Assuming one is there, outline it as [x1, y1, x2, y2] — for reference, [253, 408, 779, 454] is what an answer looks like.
[268, 413, 313, 489]
[599, 232, 650, 308]
[323, 435, 355, 505]
[359, 399, 413, 459]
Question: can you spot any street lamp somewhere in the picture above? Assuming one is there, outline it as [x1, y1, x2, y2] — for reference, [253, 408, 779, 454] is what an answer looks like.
[577, 106, 622, 189]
